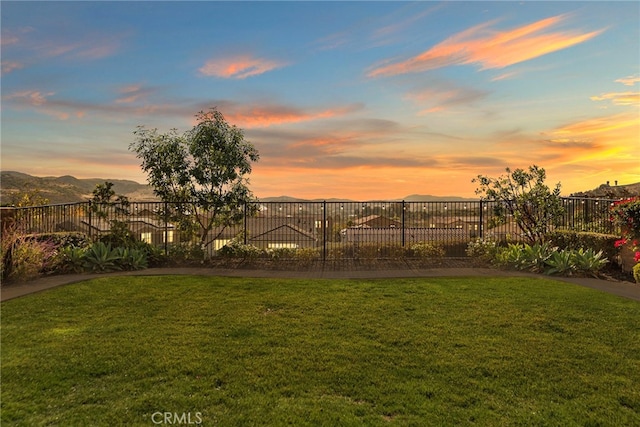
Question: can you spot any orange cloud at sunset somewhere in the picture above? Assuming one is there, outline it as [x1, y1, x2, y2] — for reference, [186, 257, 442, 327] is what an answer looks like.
[368, 14, 603, 77]
[199, 55, 287, 79]
[224, 103, 363, 128]
[538, 112, 639, 188]
[590, 92, 640, 106]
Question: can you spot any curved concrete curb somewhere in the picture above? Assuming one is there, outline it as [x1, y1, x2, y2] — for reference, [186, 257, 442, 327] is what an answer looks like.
[1, 267, 639, 302]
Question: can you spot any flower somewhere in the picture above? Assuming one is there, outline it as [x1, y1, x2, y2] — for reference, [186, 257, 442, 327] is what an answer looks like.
[615, 239, 628, 248]
[635, 251, 640, 263]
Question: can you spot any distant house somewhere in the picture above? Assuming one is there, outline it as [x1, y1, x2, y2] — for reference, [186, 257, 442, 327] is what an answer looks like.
[342, 227, 469, 244]
[209, 216, 324, 252]
[352, 215, 402, 228]
[55, 214, 177, 245]
[430, 216, 481, 237]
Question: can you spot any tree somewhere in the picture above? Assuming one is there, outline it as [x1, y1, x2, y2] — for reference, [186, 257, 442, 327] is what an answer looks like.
[90, 182, 135, 247]
[129, 108, 260, 249]
[473, 165, 565, 244]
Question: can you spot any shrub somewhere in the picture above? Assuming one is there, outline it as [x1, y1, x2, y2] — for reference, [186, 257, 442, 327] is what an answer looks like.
[168, 242, 206, 262]
[544, 250, 575, 276]
[57, 246, 87, 274]
[7, 237, 60, 281]
[83, 242, 121, 273]
[266, 247, 297, 260]
[218, 239, 263, 259]
[114, 247, 148, 271]
[571, 248, 608, 277]
[633, 263, 640, 284]
[135, 242, 168, 267]
[519, 242, 556, 273]
[97, 220, 137, 248]
[408, 242, 445, 258]
[378, 244, 406, 259]
[34, 232, 91, 249]
[466, 238, 500, 266]
[293, 248, 320, 266]
[547, 230, 618, 261]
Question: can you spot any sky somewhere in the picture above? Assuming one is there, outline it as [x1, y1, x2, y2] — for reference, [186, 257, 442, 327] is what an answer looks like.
[1, 1, 639, 200]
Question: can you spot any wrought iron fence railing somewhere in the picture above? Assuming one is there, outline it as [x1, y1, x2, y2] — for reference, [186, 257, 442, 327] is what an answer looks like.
[1, 198, 621, 259]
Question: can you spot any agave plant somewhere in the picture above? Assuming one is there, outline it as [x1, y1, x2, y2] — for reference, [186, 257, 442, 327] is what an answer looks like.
[83, 242, 121, 273]
[114, 247, 148, 271]
[544, 250, 575, 276]
[520, 242, 556, 273]
[58, 246, 87, 274]
[572, 248, 608, 277]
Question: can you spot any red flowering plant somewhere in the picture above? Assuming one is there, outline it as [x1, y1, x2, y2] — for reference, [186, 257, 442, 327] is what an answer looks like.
[610, 197, 640, 263]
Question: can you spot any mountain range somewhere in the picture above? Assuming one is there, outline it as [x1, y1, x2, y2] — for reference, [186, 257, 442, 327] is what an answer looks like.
[1, 171, 638, 206]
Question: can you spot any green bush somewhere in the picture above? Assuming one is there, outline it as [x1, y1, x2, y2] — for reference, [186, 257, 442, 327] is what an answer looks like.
[492, 243, 608, 277]
[633, 263, 640, 284]
[266, 247, 297, 260]
[466, 238, 500, 265]
[408, 242, 445, 258]
[544, 250, 575, 276]
[571, 248, 608, 276]
[83, 242, 121, 273]
[57, 246, 86, 274]
[293, 248, 320, 266]
[113, 247, 148, 271]
[547, 230, 618, 260]
[218, 239, 263, 259]
[378, 244, 406, 258]
[135, 242, 168, 267]
[167, 242, 206, 262]
[33, 232, 91, 249]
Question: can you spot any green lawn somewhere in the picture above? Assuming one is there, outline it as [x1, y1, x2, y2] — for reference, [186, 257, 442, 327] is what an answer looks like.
[2, 276, 639, 426]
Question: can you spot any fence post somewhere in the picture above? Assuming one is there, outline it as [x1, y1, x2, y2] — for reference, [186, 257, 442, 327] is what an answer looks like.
[323, 201, 327, 261]
[87, 200, 93, 240]
[402, 200, 406, 247]
[244, 202, 248, 245]
[164, 201, 168, 254]
[479, 199, 484, 239]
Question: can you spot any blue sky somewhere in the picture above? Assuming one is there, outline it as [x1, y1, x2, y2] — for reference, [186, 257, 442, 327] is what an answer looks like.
[2, 1, 639, 199]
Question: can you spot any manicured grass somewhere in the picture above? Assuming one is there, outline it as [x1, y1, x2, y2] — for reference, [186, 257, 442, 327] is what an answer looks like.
[2, 276, 639, 426]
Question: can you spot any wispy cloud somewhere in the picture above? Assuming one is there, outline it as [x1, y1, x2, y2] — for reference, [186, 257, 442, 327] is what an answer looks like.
[4, 90, 72, 119]
[615, 75, 640, 86]
[405, 83, 489, 114]
[1, 60, 24, 74]
[114, 84, 158, 104]
[199, 54, 287, 79]
[222, 103, 363, 128]
[368, 14, 603, 77]
[590, 92, 640, 106]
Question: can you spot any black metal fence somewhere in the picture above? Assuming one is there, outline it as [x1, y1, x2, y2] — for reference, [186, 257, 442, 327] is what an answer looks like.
[1, 197, 620, 259]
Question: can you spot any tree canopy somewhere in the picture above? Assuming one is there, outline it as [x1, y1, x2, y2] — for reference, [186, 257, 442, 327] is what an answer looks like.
[130, 108, 260, 248]
[473, 165, 565, 244]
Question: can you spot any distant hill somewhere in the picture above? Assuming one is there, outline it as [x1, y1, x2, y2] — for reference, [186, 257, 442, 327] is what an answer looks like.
[570, 182, 640, 199]
[1, 171, 157, 205]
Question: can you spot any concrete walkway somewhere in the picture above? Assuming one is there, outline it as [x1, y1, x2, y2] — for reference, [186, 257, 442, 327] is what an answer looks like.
[2, 267, 639, 302]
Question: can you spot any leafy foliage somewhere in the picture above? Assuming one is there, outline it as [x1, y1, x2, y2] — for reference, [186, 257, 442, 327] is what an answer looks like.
[490, 243, 608, 277]
[473, 165, 565, 244]
[83, 242, 121, 273]
[218, 239, 263, 259]
[610, 197, 640, 240]
[544, 251, 575, 276]
[407, 242, 445, 258]
[130, 108, 260, 250]
[113, 247, 148, 271]
[57, 246, 87, 274]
